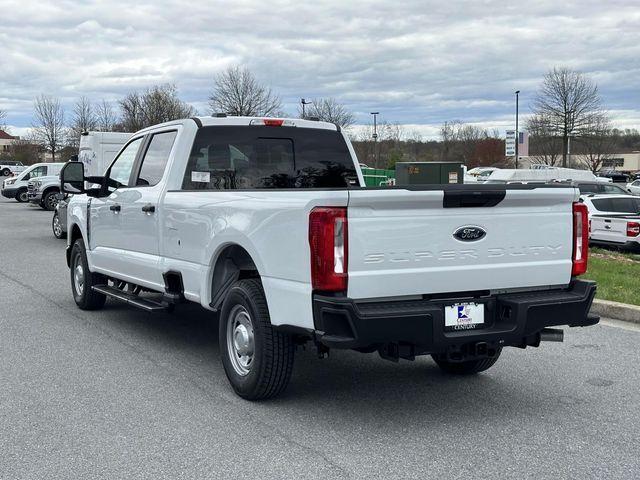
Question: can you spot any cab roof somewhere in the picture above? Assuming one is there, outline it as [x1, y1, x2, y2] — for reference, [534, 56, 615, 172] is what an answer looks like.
[137, 116, 340, 135]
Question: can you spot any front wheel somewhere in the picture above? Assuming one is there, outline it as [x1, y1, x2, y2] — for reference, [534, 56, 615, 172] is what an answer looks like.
[70, 239, 106, 310]
[219, 279, 295, 400]
[52, 211, 66, 239]
[432, 348, 502, 375]
[1, 168, 11, 176]
[16, 188, 28, 203]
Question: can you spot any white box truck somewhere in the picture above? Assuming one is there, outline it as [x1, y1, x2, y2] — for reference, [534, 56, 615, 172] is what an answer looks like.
[78, 132, 132, 177]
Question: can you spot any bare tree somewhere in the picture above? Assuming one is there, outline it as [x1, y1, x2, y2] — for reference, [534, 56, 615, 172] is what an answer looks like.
[0, 108, 6, 130]
[526, 114, 563, 166]
[457, 124, 486, 164]
[119, 84, 195, 132]
[209, 66, 282, 117]
[531, 67, 603, 167]
[95, 100, 118, 132]
[69, 96, 97, 147]
[31, 95, 66, 162]
[297, 97, 355, 128]
[576, 113, 615, 173]
[439, 120, 462, 161]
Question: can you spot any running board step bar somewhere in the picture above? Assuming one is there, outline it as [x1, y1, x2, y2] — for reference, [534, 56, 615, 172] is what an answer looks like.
[92, 285, 169, 312]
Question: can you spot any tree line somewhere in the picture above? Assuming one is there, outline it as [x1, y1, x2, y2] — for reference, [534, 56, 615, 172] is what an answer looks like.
[1, 65, 637, 170]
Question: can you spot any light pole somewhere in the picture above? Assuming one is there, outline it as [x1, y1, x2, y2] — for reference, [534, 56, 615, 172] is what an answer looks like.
[564, 109, 575, 168]
[300, 98, 312, 118]
[514, 90, 520, 169]
[371, 112, 379, 167]
[567, 129, 576, 168]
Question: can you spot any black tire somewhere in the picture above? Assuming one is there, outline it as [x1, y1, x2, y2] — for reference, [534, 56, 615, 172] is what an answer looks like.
[432, 348, 502, 375]
[42, 190, 59, 211]
[219, 279, 295, 400]
[1, 168, 10, 176]
[70, 239, 106, 310]
[15, 188, 28, 203]
[52, 211, 66, 239]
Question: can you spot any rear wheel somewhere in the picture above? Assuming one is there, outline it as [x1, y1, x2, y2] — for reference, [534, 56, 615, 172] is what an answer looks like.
[42, 190, 59, 211]
[1, 168, 10, 176]
[70, 239, 106, 310]
[432, 349, 502, 375]
[16, 188, 28, 203]
[219, 279, 295, 400]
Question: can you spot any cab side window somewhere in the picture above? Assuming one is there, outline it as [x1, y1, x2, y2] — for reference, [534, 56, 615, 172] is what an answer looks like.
[30, 166, 47, 178]
[107, 137, 144, 192]
[136, 131, 177, 187]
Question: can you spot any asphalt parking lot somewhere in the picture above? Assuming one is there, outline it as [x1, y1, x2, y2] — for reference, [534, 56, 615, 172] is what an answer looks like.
[1, 196, 639, 479]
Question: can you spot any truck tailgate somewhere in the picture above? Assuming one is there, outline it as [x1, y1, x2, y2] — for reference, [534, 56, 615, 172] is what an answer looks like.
[346, 187, 577, 299]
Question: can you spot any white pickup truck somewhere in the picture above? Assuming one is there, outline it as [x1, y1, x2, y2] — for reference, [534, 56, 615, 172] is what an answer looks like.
[60, 116, 599, 400]
[583, 194, 640, 251]
[0, 160, 27, 177]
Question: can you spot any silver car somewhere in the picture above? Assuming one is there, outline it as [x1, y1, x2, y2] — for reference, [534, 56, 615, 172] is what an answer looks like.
[52, 194, 69, 239]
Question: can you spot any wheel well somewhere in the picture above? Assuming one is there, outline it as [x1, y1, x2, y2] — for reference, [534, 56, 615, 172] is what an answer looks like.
[43, 186, 60, 195]
[210, 245, 259, 310]
[67, 225, 83, 267]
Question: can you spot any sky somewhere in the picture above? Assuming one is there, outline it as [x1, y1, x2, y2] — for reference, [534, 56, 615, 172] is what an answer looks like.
[1, 0, 639, 139]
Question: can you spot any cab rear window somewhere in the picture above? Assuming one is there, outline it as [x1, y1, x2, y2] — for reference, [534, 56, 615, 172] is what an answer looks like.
[591, 197, 640, 213]
[181, 126, 357, 190]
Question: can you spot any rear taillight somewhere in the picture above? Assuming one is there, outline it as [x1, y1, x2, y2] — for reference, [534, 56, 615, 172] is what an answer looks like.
[627, 222, 640, 237]
[572, 202, 589, 276]
[309, 207, 348, 292]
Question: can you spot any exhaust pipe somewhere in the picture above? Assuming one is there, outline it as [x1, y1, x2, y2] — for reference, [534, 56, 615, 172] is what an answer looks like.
[539, 328, 564, 342]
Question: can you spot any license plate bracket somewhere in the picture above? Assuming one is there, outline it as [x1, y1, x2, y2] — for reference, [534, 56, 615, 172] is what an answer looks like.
[444, 303, 485, 331]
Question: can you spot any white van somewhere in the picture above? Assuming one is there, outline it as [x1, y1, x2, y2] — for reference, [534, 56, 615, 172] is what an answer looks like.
[1, 163, 64, 203]
[79, 131, 132, 177]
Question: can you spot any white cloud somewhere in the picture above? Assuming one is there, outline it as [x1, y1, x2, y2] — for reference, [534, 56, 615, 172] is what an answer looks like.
[0, 0, 639, 132]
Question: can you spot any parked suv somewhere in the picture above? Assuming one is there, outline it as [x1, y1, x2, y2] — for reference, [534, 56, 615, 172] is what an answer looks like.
[1, 163, 63, 202]
[573, 181, 629, 196]
[598, 169, 629, 183]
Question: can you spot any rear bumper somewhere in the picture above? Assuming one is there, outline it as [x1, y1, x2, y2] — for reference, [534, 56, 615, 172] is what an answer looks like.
[590, 239, 640, 252]
[312, 280, 598, 352]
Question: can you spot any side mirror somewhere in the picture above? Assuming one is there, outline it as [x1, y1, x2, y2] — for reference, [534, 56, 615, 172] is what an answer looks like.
[69, 154, 79, 162]
[60, 162, 85, 194]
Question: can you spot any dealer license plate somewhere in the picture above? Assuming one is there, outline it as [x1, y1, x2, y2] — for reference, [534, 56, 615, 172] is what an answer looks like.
[444, 303, 485, 331]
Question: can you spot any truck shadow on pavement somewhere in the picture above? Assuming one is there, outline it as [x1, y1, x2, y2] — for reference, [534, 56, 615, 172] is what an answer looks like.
[94, 298, 571, 425]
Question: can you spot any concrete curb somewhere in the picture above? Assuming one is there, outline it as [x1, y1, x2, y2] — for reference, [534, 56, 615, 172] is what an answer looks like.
[590, 299, 640, 325]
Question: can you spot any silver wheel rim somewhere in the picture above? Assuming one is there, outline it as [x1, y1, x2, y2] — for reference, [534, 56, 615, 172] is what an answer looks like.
[47, 194, 57, 210]
[19, 191, 27, 202]
[73, 254, 85, 296]
[226, 305, 255, 376]
[53, 214, 62, 237]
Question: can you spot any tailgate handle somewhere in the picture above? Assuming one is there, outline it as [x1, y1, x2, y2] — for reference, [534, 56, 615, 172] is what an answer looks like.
[443, 190, 506, 208]
[604, 219, 611, 223]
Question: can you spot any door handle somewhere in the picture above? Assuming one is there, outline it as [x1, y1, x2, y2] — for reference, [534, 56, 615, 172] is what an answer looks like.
[109, 204, 121, 212]
[141, 204, 156, 214]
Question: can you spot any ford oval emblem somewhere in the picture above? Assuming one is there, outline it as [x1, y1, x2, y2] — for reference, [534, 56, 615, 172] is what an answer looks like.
[453, 226, 486, 242]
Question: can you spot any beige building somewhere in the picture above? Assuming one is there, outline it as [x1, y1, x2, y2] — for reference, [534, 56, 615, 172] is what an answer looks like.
[516, 152, 640, 172]
[601, 152, 640, 171]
